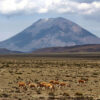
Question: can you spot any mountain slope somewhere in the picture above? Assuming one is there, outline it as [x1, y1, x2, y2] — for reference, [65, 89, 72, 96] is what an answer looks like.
[33, 44, 100, 53]
[0, 17, 100, 52]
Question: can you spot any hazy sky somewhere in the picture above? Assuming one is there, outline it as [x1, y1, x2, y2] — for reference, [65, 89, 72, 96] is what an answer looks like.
[0, 0, 100, 41]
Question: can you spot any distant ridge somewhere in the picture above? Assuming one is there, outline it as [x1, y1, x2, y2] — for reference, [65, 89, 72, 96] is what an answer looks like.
[0, 17, 100, 52]
[33, 44, 100, 53]
[0, 48, 22, 54]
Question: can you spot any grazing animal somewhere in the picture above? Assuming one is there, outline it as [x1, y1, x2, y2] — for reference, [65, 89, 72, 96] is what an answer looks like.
[38, 82, 47, 88]
[29, 83, 36, 88]
[49, 80, 60, 88]
[78, 80, 85, 84]
[50, 80, 59, 85]
[44, 83, 55, 90]
[59, 82, 66, 87]
[50, 80, 55, 84]
[38, 82, 55, 90]
[18, 82, 26, 87]
[41, 82, 47, 85]
[54, 81, 59, 85]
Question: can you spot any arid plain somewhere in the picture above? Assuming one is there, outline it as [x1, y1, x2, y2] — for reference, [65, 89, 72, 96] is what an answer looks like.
[0, 53, 100, 100]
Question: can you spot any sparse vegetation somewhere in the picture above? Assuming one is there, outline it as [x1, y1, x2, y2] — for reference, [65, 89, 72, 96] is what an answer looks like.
[0, 53, 100, 100]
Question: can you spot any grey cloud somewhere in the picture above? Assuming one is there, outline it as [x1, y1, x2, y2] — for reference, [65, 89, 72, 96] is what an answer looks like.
[0, 0, 100, 15]
[72, 0, 100, 3]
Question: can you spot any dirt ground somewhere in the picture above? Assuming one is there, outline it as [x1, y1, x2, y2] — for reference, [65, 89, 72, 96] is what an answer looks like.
[0, 54, 100, 100]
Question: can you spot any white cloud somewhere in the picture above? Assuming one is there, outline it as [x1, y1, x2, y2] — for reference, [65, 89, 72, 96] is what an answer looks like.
[0, 0, 100, 15]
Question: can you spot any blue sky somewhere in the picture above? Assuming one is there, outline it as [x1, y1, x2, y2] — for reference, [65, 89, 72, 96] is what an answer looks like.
[0, 0, 100, 41]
